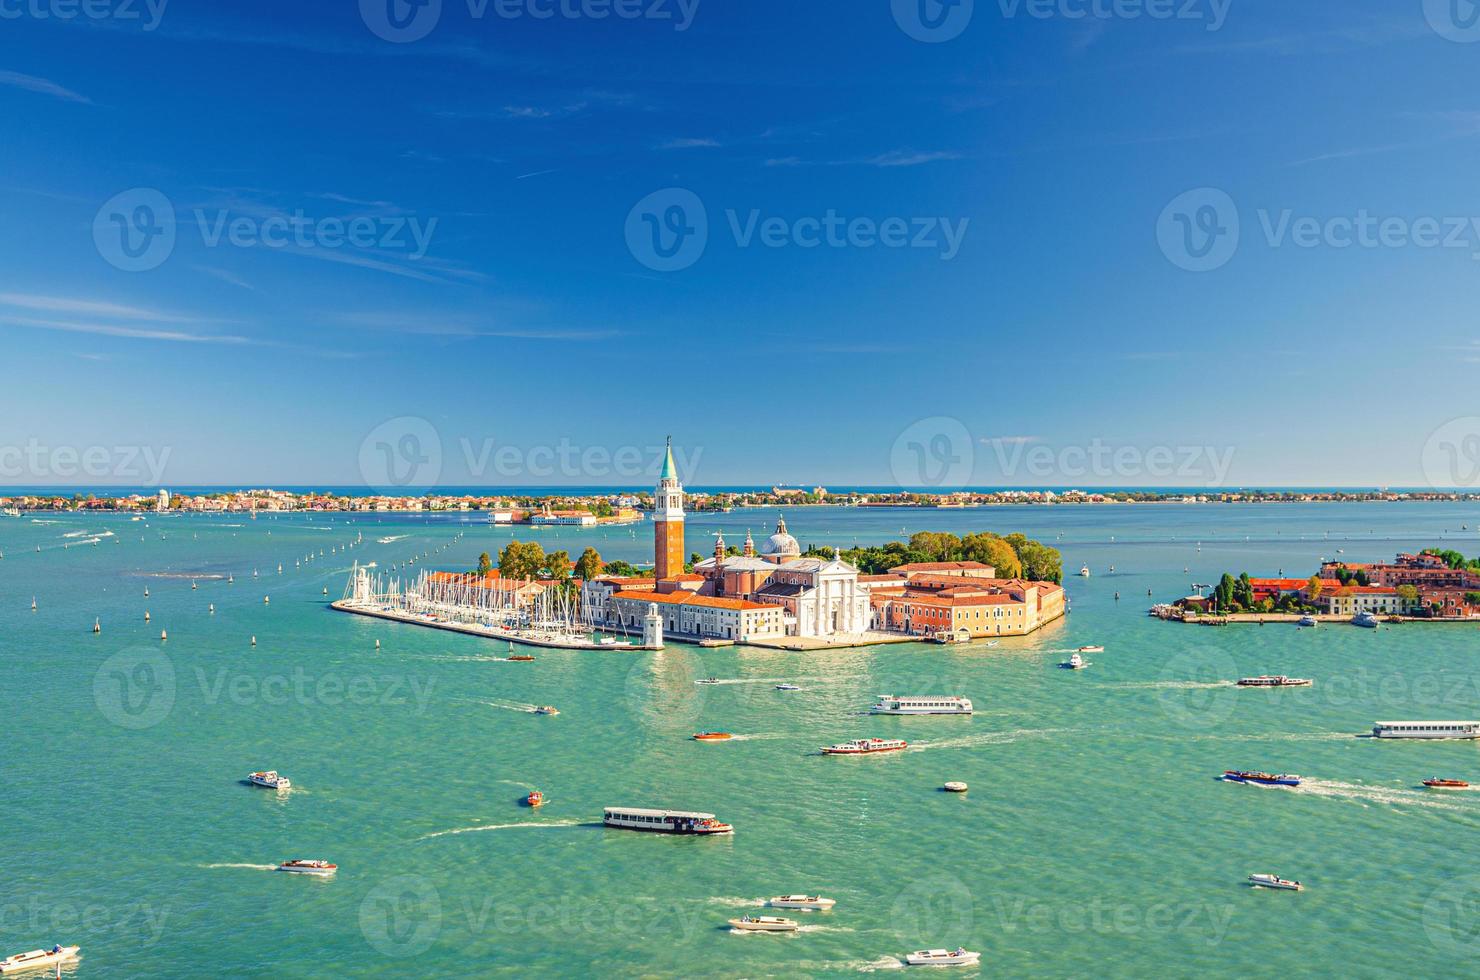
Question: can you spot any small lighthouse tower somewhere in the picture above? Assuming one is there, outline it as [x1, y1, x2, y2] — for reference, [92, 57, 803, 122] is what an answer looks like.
[642, 602, 664, 650]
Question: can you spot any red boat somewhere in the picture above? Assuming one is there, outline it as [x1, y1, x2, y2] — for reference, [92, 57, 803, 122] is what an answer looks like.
[526, 791, 545, 807]
[1423, 778, 1469, 789]
[692, 732, 733, 741]
[507, 655, 535, 662]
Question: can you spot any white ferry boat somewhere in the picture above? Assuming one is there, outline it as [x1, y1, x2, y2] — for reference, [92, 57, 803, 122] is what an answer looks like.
[248, 770, 291, 790]
[767, 895, 836, 911]
[1237, 675, 1312, 688]
[728, 915, 798, 932]
[1, 946, 79, 974]
[278, 859, 337, 876]
[822, 738, 908, 755]
[602, 806, 733, 834]
[1372, 721, 1480, 739]
[906, 948, 980, 966]
[870, 695, 973, 715]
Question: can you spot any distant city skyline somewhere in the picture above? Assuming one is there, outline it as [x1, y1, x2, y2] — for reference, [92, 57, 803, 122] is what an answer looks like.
[4, 4, 1480, 489]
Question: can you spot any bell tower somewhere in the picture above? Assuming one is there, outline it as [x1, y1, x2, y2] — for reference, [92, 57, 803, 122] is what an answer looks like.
[653, 436, 685, 581]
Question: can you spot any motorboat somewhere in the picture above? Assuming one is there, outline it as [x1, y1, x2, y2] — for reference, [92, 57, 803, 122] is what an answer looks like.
[728, 915, 798, 932]
[822, 738, 908, 755]
[942, 781, 968, 792]
[248, 770, 291, 790]
[1, 946, 79, 974]
[1423, 778, 1470, 788]
[696, 678, 721, 685]
[906, 948, 980, 966]
[766, 895, 836, 911]
[1248, 874, 1302, 891]
[1075, 645, 1104, 653]
[692, 732, 733, 741]
[506, 655, 535, 662]
[1351, 612, 1380, 629]
[1297, 615, 1319, 627]
[534, 706, 560, 716]
[1223, 770, 1301, 787]
[1061, 653, 1088, 670]
[1237, 675, 1312, 688]
[775, 684, 801, 691]
[526, 790, 546, 807]
[1078, 566, 1090, 577]
[278, 860, 337, 876]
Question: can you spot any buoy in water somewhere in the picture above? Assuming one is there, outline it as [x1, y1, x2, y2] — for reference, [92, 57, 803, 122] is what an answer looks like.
[31, 597, 37, 611]
[251, 635, 257, 646]
[209, 604, 215, 613]
[145, 611, 151, 621]
[160, 629, 168, 641]
[263, 596, 270, 604]
[192, 581, 198, 590]
[322, 587, 328, 595]
[375, 639, 381, 649]
[144, 588, 150, 597]
[93, 618, 101, 633]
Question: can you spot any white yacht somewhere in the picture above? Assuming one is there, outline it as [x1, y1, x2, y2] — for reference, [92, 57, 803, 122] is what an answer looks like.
[766, 895, 836, 911]
[278, 860, 337, 876]
[870, 695, 973, 715]
[906, 948, 980, 966]
[0, 507, 21, 519]
[1078, 565, 1090, 577]
[1062, 653, 1088, 670]
[1248, 873, 1302, 891]
[248, 770, 291, 790]
[1, 946, 79, 974]
[1372, 721, 1480, 739]
[603, 806, 733, 834]
[728, 915, 798, 932]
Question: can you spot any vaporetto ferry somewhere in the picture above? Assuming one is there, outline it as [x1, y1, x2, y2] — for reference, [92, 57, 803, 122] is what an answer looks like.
[869, 695, 973, 715]
[1372, 721, 1480, 739]
[602, 807, 733, 834]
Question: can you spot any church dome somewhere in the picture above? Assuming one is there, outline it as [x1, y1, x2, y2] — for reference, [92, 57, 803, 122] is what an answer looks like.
[760, 515, 800, 557]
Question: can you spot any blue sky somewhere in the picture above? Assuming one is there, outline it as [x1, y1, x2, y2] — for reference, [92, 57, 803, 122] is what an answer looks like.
[3, 1, 1480, 489]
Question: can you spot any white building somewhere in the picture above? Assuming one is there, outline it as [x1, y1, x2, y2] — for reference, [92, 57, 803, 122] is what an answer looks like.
[156, 488, 170, 512]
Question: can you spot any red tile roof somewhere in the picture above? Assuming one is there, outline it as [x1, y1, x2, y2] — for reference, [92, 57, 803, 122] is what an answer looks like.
[612, 590, 772, 611]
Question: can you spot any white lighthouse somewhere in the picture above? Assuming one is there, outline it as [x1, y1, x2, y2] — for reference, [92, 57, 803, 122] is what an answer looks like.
[642, 602, 664, 650]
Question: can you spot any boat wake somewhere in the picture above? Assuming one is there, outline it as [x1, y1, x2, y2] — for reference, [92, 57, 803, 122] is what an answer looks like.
[910, 728, 1070, 752]
[377, 535, 409, 544]
[418, 820, 583, 840]
[705, 896, 766, 907]
[795, 924, 854, 934]
[469, 698, 540, 714]
[200, 862, 279, 871]
[1104, 680, 1236, 691]
[855, 956, 907, 971]
[726, 733, 786, 742]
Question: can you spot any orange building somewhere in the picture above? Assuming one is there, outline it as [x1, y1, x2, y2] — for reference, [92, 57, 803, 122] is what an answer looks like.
[653, 436, 685, 581]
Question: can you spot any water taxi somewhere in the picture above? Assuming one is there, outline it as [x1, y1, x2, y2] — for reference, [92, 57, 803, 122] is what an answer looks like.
[1373, 721, 1480, 739]
[1248, 874, 1302, 891]
[870, 695, 973, 715]
[1223, 770, 1301, 787]
[1237, 675, 1312, 688]
[248, 770, 291, 790]
[823, 738, 908, 755]
[534, 706, 560, 716]
[728, 915, 798, 932]
[1, 946, 79, 974]
[506, 654, 535, 662]
[1075, 645, 1104, 653]
[767, 895, 836, 911]
[278, 860, 337, 876]
[906, 948, 980, 966]
[1061, 653, 1088, 670]
[1423, 778, 1469, 789]
[942, 781, 968, 792]
[603, 806, 733, 834]
[526, 790, 545, 807]
[692, 732, 733, 741]
[775, 684, 801, 691]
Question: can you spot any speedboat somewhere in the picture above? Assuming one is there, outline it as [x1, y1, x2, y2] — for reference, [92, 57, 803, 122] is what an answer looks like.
[775, 684, 801, 691]
[1076, 645, 1104, 653]
[692, 732, 733, 741]
[728, 915, 798, 932]
[767, 895, 836, 911]
[1223, 770, 1301, 787]
[823, 738, 908, 755]
[1297, 615, 1318, 627]
[526, 790, 545, 807]
[696, 678, 721, 685]
[906, 948, 980, 966]
[1237, 675, 1312, 688]
[1, 946, 80, 974]
[278, 859, 337, 876]
[248, 770, 291, 790]
[534, 706, 560, 716]
[1078, 566, 1090, 577]
[1061, 653, 1088, 670]
[506, 654, 535, 662]
[1248, 873, 1302, 891]
[942, 781, 968, 792]
[1423, 778, 1469, 789]
[1351, 612, 1380, 629]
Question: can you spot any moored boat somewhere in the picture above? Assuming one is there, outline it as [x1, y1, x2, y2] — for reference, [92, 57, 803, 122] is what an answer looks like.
[942, 781, 968, 792]
[1297, 615, 1319, 627]
[823, 738, 908, 755]
[248, 770, 291, 790]
[766, 895, 836, 911]
[1237, 675, 1312, 688]
[728, 915, 798, 932]
[603, 806, 733, 834]
[906, 948, 980, 966]
[1248, 873, 1302, 891]
[1423, 778, 1469, 788]
[870, 695, 972, 715]
[692, 732, 733, 741]
[1223, 770, 1301, 787]
[1, 946, 79, 974]
[1351, 612, 1380, 628]
[278, 859, 337, 876]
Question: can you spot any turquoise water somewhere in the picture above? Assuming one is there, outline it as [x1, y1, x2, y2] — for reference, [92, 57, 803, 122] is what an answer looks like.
[4, 503, 1480, 977]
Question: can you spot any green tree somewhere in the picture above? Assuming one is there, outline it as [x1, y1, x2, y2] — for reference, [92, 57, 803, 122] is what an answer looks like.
[575, 547, 604, 581]
[1306, 575, 1322, 600]
[475, 551, 492, 576]
[1017, 542, 1063, 583]
[545, 549, 572, 579]
[498, 540, 546, 580]
[908, 531, 962, 563]
[602, 559, 643, 577]
[961, 533, 1021, 579]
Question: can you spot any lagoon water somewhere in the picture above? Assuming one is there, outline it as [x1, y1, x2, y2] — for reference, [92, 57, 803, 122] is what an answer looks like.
[4, 502, 1480, 977]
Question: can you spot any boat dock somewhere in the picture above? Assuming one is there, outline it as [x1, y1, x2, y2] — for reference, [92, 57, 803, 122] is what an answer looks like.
[331, 599, 658, 651]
